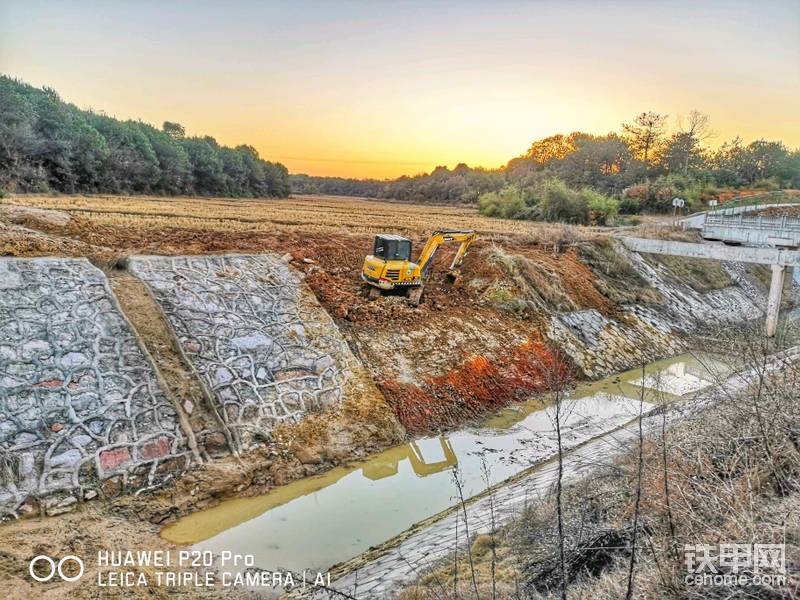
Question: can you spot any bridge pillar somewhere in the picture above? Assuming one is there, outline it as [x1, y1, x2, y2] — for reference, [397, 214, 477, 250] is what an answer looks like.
[783, 266, 795, 302]
[766, 264, 786, 337]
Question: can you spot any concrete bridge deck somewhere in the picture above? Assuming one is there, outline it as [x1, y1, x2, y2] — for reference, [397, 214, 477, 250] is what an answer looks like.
[619, 237, 798, 336]
[702, 213, 800, 248]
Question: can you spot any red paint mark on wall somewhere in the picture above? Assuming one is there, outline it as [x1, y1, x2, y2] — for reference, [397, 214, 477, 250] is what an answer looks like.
[35, 379, 63, 388]
[99, 447, 131, 472]
[139, 436, 171, 460]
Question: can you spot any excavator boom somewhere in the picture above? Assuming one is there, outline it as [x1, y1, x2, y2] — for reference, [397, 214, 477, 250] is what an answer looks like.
[416, 230, 477, 277]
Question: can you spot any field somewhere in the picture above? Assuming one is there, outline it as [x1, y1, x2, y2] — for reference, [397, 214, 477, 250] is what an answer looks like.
[3, 193, 578, 238]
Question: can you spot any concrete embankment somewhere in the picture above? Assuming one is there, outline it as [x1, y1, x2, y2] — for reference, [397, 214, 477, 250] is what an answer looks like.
[0, 253, 399, 519]
[0, 258, 195, 518]
[0, 238, 788, 519]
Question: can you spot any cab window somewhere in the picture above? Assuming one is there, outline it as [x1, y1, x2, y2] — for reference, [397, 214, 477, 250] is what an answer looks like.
[374, 238, 411, 261]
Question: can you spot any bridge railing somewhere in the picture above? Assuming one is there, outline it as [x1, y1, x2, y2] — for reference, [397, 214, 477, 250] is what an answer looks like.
[704, 214, 800, 235]
[711, 190, 800, 214]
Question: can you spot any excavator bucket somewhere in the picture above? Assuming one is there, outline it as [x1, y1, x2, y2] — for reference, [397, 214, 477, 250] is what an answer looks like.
[407, 286, 424, 306]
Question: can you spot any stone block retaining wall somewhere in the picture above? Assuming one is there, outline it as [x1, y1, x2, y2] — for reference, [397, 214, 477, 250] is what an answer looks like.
[0, 258, 193, 518]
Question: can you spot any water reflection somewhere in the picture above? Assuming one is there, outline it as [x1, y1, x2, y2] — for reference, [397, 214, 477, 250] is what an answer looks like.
[362, 438, 458, 480]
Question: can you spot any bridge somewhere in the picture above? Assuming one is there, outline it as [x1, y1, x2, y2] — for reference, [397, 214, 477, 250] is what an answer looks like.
[658, 193, 800, 336]
[701, 214, 800, 248]
[620, 237, 798, 337]
[681, 191, 800, 235]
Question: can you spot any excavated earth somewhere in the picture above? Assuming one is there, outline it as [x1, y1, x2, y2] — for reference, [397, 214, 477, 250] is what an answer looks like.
[0, 198, 781, 598]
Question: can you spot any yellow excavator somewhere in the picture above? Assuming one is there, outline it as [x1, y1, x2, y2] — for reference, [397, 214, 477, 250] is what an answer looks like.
[361, 229, 477, 305]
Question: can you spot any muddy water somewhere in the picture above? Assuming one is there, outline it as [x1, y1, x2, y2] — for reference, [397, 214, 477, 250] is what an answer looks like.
[161, 352, 730, 574]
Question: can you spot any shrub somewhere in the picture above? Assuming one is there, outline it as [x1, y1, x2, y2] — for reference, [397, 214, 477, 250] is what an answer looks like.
[580, 188, 619, 225]
[751, 177, 781, 191]
[535, 179, 589, 224]
[477, 185, 526, 219]
[479, 178, 618, 226]
[622, 184, 649, 201]
[624, 175, 718, 213]
[618, 196, 641, 214]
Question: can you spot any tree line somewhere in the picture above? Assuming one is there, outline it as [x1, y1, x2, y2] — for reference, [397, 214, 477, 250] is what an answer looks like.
[0, 76, 290, 197]
[291, 109, 800, 219]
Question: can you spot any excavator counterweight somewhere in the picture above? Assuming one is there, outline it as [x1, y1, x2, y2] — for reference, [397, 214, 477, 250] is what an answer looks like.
[361, 229, 477, 306]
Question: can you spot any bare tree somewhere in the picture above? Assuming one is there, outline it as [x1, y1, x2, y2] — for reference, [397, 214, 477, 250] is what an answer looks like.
[452, 466, 480, 599]
[669, 110, 714, 174]
[481, 458, 498, 600]
[553, 380, 568, 600]
[680, 110, 714, 142]
[622, 111, 669, 165]
[538, 350, 575, 600]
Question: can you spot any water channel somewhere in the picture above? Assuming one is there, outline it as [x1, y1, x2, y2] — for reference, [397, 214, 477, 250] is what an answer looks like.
[161, 352, 732, 576]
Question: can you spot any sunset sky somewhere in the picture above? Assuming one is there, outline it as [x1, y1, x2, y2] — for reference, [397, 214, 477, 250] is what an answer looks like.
[1, 0, 798, 179]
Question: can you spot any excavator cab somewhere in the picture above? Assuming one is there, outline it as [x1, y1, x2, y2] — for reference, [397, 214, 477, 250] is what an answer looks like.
[361, 229, 476, 305]
[373, 235, 412, 262]
[362, 234, 418, 294]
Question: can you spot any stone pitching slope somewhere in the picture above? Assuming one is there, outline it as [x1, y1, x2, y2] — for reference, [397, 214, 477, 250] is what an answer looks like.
[128, 254, 363, 452]
[0, 258, 192, 519]
[547, 246, 766, 379]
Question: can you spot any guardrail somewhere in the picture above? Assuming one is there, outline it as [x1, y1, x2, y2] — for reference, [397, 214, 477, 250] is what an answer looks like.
[711, 191, 800, 214]
[705, 214, 800, 232]
[702, 213, 800, 248]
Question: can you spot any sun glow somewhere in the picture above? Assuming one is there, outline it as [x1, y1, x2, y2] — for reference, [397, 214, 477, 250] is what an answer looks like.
[1, 0, 797, 178]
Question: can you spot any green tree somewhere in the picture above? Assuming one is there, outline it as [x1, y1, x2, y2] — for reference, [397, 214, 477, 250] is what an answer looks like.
[556, 133, 634, 194]
[0, 77, 45, 190]
[143, 124, 192, 194]
[88, 116, 160, 193]
[182, 136, 225, 194]
[163, 121, 186, 139]
[0, 76, 290, 198]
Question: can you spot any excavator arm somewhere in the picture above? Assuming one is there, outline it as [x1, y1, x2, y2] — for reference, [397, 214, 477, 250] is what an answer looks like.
[415, 229, 477, 278]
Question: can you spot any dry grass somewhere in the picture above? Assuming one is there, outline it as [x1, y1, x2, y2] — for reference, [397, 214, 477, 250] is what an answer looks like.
[630, 222, 700, 242]
[486, 246, 577, 313]
[645, 253, 733, 292]
[1, 193, 612, 240]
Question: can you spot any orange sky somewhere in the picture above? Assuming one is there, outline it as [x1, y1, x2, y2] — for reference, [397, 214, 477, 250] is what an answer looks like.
[1, 1, 798, 178]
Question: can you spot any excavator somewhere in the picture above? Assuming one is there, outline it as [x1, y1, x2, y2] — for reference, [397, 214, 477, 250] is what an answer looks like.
[361, 229, 477, 305]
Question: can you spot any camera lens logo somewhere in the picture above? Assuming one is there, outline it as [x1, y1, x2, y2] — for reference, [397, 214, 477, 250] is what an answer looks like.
[29, 555, 84, 582]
